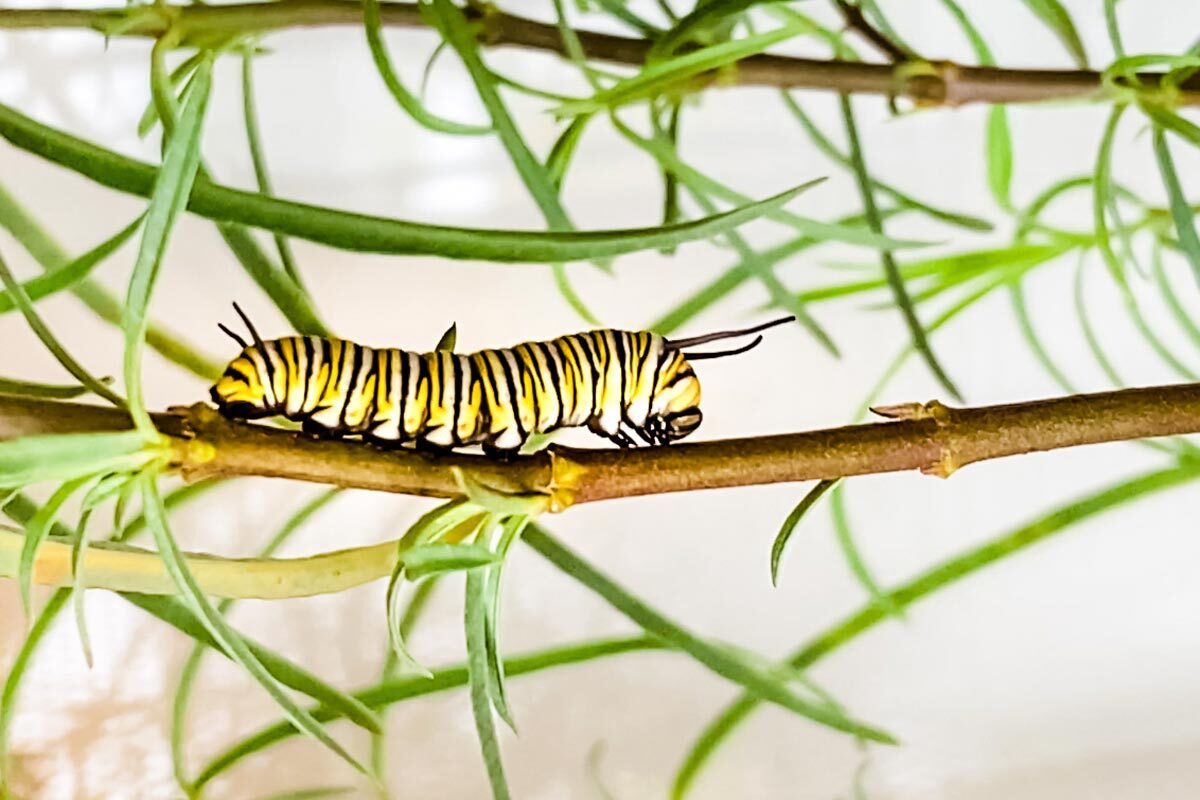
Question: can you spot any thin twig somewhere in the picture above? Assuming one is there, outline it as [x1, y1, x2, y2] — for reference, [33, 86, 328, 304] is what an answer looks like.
[3, 385, 1200, 506]
[1, 0, 1197, 106]
[834, 0, 908, 63]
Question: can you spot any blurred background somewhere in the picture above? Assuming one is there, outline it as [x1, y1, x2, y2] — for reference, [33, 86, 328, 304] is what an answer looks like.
[3, 0, 1200, 797]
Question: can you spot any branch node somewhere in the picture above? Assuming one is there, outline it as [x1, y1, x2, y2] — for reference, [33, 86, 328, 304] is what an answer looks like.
[871, 399, 955, 424]
[921, 448, 959, 479]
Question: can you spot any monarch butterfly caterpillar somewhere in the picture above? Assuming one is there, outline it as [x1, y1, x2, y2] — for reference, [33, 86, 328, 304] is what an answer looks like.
[209, 304, 795, 458]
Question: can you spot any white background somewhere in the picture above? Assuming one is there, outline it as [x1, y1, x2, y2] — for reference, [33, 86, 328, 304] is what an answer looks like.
[3, 0, 1200, 797]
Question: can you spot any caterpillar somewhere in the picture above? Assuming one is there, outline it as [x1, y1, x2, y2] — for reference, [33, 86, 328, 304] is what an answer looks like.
[209, 305, 794, 457]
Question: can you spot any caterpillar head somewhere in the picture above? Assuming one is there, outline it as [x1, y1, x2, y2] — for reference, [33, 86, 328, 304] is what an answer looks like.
[652, 315, 796, 444]
[210, 304, 275, 420]
[648, 348, 703, 443]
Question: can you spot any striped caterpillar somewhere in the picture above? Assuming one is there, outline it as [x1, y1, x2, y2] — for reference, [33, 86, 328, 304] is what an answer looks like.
[209, 305, 793, 457]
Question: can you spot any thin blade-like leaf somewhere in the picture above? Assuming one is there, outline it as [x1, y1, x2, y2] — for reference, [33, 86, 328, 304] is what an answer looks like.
[770, 479, 837, 586]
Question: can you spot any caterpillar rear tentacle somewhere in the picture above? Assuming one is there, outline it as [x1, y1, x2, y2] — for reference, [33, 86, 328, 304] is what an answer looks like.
[208, 305, 793, 457]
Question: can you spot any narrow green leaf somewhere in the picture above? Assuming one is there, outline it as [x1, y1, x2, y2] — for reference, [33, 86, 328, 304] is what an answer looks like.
[770, 479, 837, 586]
[1152, 127, 1200, 288]
[650, 0, 775, 59]
[435, 322, 457, 352]
[465, 568, 513, 800]
[558, 21, 811, 116]
[1093, 105, 1128, 283]
[672, 177, 837, 355]
[241, 53, 308, 293]
[0, 431, 161, 490]
[363, 0, 491, 135]
[673, 465, 1200, 798]
[193, 636, 660, 791]
[986, 107, 1014, 210]
[1104, 0, 1125, 59]
[170, 488, 362, 793]
[524, 526, 896, 744]
[403, 543, 499, 580]
[1019, 0, 1089, 67]
[1151, 241, 1200, 353]
[71, 508, 96, 667]
[453, 468, 550, 516]
[0, 376, 105, 400]
[839, 94, 962, 401]
[778, 94, 991, 232]
[0, 100, 814, 264]
[1142, 105, 1200, 149]
[546, 115, 593, 191]
[1008, 281, 1077, 394]
[124, 56, 213, 438]
[252, 788, 355, 800]
[0, 249, 124, 407]
[137, 475, 372, 782]
[0, 215, 143, 315]
[137, 50, 204, 138]
[425, 0, 605, 319]
[20, 477, 91, 619]
[371, 577, 441, 784]
[0, 588, 69, 796]
[613, 116, 924, 251]
[830, 484, 901, 618]
[482, 515, 530, 732]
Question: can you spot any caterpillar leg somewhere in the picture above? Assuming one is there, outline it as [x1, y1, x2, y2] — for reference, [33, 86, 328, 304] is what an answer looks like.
[481, 441, 521, 462]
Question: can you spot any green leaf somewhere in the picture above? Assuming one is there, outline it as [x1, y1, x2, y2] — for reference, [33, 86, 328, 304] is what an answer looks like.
[986, 107, 1014, 210]
[1152, 127, 1200, 289]
[557, 21, 811, 116]
[241, 53, 308, 293]
[0, 431, 162, 490]
[402, 542, 500, 580]
[770, 479, 837, 586]
[424, 0, 606, 319]
[435, 322, 458, 352]
[0, 215, 143, 315]
[169, 488, 364, 793]
[123, 55, 213, 439]
[524, 526, 897, 744]
[371, 577, 441, 784]
[1018, 0, 1089, 67]
[192, 636, 660, 792]
[20, 476, 91, 619]
[0, 376, 107, 400]
[839, 94, 963, 402]
[0, 101, 813, 264]
[546, 115, 593, 191]
[465, 568, 513, 800]
[1093, 105, 1128, 284]
[612, 116, 925, 251]
[673, 465, 1200, 799]
[71, 508, 96, 667]
[0, 588, 69, 796]
[649, 0, 779, 58]
[830, 484, 901, 618]
[1104, 0, 1125, 59]
[137, 50, 204, 138]
[778, 94, 991, 233]
[481, 515, 531, 732]
[0, 249, 124, 407]
[137, 474, 372, 782]
[1151, 241, 1200, 354]
[363, 0, 491, 135]
[453, 468, 550, 516]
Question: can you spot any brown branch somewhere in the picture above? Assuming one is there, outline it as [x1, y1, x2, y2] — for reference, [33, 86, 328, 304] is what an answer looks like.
[1, 0, 1197, 106]
[3, 384, 1200, 508]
